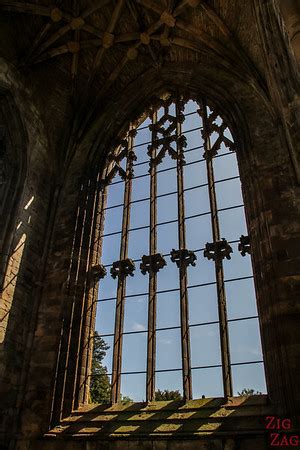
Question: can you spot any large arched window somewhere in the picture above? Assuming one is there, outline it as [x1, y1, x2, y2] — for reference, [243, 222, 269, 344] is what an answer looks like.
[90, 95, 266, 404]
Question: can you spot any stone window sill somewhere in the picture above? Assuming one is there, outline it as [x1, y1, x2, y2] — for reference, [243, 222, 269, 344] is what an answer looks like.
[45, 396, 273, 440]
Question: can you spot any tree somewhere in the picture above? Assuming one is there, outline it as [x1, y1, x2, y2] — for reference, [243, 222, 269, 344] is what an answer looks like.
[155, 389, 183, 401]
[237, 388, 262, 396]
[89, 331, 111, 403]
[89, 332, 133, 403]
[120, 394, 133, 402]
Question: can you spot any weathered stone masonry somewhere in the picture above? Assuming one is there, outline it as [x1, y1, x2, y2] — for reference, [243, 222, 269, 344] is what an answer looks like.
[0, 1, 299, 449]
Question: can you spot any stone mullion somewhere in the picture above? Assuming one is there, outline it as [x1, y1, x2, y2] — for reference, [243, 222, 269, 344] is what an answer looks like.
[146, 111, 157, 402]
[62, 173, 98, 417]
[74, 170, 106, 408]
[50, 178, 89, 426]
[111, 134, 133, 404]
[202, 100, 232, 398]
[176, 99, 192, 401]
[80, 181, 108, 405]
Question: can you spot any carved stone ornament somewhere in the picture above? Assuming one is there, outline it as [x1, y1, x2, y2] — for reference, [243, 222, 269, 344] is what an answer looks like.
[204, 239, 233, 261]
[170, 249, 197, 268]
[110, 258, 135, 279]
[140, 253, 167, 275]
[89, 264, 107, 283]
[197, 103, 236, 160]
[100, 135, 137, 188]
[238, 235, 251, 256]
[128, 128, 138, 138]
[147, 97, 186, 170]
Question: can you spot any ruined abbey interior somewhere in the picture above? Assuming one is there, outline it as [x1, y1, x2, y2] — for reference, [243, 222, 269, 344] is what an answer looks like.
[0, 0, 300, 449]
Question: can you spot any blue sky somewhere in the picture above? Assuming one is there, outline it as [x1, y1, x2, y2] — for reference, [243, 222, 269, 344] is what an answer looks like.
[94, 100, 266, 401]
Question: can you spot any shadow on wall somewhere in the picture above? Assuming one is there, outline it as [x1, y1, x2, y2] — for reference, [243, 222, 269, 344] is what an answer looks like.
[0, 196, 34, 343]
[46, 395, 275, 439]
[0, 191, 35, 395]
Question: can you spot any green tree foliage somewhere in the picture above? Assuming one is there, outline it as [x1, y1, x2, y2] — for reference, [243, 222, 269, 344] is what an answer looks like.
[155, 389, 183, 401]
[120, 394, 133, 402]
[89, 331, 111, 404]
[237, 388, 262, 396]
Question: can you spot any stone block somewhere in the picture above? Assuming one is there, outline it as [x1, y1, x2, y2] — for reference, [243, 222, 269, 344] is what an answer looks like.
[153, 441, 168, 450]
[167, 440, 222, 450]
[240, 437, 266, 450]
[109, 442, 129, 450]
[86, 442, 110, 450]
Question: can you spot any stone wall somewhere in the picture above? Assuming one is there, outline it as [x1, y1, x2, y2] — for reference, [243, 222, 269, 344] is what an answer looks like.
[0, 60, 52, 447]
[0, 1, 299, 449]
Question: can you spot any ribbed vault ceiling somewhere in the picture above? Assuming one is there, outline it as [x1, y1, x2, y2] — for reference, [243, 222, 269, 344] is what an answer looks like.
[0, 0, 267, 171]
[0, 0, 252, 96]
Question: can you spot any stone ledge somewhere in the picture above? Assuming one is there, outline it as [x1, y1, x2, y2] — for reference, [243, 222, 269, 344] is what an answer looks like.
[44, 396, 275, 440]
[27, 437, 267, 450]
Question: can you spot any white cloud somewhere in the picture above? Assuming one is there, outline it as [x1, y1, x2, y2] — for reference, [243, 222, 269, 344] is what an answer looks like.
[250, 348, 261, 356]
[132, 322, 146, 332]
[157, 336, 172, 345]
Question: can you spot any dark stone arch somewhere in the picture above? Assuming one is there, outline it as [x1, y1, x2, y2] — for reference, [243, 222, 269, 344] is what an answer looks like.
[69, 63, 298, 412]
[68, 62, 275, 173]
[21, 58, 300, 442]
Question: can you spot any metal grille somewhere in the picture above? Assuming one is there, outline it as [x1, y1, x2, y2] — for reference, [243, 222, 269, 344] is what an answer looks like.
[91, 95, 265, 403]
